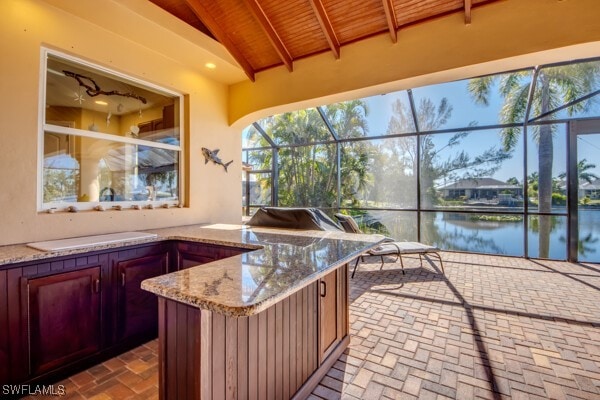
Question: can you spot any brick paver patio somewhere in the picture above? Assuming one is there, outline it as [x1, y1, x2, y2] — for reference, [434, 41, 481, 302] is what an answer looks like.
[311, 253, 600, 399]
[36, 253, 600, 399]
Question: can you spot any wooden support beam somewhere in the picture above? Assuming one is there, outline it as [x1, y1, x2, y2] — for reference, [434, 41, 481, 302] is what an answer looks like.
[464, 0, 472, 24]
[184, 0, 256, 81]
[243, 0, 294, 72]
[308, 0, 340, 59]
[382, 0, 398, 43]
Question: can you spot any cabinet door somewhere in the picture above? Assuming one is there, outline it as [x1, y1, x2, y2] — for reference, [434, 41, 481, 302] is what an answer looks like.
[177, 244, 218, 269]
[175, 242, 248, 270]
[319, 269, 340, 361]
[116, 252, 168, 342]
[24, 267, 102, 376]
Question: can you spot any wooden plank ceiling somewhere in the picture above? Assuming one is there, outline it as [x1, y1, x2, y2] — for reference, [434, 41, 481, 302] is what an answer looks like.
[150, 0, 497, 81]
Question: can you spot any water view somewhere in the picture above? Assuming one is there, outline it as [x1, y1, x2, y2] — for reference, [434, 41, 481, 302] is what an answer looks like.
[351, 208, 600, 262]
[429, 209, 599, 261]
[242, 57, 600, 263]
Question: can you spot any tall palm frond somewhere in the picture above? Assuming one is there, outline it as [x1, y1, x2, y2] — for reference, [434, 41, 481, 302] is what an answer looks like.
[469, 61, 600, 257]
[468, 75, 494, 106]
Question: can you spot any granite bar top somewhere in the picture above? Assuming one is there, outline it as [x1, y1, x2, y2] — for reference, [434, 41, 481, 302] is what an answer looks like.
[0, 224, 384, 316]
[141, 224, 385, 316]
[0, 224, 258, 266]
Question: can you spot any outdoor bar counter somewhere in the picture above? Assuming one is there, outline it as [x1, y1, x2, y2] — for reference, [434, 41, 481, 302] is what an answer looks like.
[0, 223, 383, 395]
[140, 224, 385, 400]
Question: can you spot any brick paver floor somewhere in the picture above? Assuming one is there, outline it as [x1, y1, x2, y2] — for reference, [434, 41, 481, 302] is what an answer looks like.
[310, 253, 600, 399]
[33, 253, 600, 399]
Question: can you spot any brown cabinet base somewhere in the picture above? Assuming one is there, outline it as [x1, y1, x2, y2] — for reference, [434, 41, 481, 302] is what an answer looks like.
[157, 265, 349, 400]
[0, 240, 250, 387]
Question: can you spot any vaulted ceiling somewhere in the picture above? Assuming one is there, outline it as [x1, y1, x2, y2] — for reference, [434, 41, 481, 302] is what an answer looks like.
[150, 0, 498, 81]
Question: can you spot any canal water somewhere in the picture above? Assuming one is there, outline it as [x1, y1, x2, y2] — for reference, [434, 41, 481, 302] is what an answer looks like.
[426, 209, 600, 262]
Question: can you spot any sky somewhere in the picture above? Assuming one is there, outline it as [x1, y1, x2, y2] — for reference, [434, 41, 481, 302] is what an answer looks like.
[359, 75, 600, 184]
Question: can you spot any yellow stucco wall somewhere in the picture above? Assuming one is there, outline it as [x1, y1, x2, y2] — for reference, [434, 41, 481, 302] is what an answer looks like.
[229, 0, 600, 127]
[0, 0, 242, 245]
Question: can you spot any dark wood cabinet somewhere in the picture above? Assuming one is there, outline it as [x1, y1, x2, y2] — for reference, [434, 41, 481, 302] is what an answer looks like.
[2, 244, 167, 384]
[8, 252, 111, 383]
[115, 251, 168, 343]
[1, 236, 353, 400]
[23, 267, 102, 376]
[174, 241, 249, 270]
[0, 240, 251, 386]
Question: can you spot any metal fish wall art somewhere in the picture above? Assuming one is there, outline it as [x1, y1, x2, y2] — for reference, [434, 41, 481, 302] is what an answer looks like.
[201, 147, 233, 172]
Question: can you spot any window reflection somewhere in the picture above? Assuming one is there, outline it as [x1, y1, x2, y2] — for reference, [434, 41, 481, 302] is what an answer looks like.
[43, 133, 178, 204]
[46, 55, 179, 144]
[42, 52, 182, 209]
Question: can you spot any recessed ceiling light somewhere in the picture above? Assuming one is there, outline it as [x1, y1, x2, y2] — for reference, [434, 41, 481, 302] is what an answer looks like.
[95, 100, 108, 106]
[205, 62, 217, 69]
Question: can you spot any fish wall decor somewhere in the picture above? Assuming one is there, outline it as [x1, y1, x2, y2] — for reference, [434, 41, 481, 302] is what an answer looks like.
[201, 147, 233, 172]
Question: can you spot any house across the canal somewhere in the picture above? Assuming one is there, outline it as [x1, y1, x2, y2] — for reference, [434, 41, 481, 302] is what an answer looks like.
[439, 178, 523, 203]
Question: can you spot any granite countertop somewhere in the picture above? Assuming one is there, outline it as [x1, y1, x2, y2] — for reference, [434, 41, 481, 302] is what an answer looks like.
[0, 234, 165, 266]
[141, 224, 385, 316]
[0, 224, 257, 266]
[0, 224, 385, 316]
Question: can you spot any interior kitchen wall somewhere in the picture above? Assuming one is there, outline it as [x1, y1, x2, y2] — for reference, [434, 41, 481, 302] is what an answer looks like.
[0, 0, 243, 245]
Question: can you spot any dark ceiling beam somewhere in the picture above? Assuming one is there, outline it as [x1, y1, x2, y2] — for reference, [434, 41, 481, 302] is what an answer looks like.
[243, 0, 293, 72]
[184, 0, 256, 81]
[308, 0, 340, 59]
[382, 0, 398, 43]
[464, 0, 472, 24]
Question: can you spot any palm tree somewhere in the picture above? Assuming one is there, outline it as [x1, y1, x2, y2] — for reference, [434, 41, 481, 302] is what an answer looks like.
[248, 102, 372, 208]
[506, 177, 520, 186]
[577, 159, 600, 185]
[323, 100, 373, 206]
[323, 99, 368, 139]
[469, 61, 600, 257]
[269, 109, 336, 206]
[559, 158, 599, 184]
